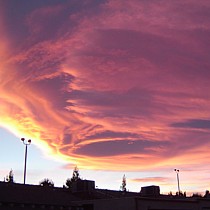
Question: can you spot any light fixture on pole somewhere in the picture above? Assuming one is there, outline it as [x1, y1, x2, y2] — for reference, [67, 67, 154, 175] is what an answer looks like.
[174, 169, 180, 195]
[21, 138, 31, 184]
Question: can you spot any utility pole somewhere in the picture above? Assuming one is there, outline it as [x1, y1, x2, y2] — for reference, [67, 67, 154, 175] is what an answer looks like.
[21, 138, 31, 184]
[174, 169, 180, 195]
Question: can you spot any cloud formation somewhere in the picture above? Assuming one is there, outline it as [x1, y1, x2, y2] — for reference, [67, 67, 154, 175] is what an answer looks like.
[1, 0, 210, 174]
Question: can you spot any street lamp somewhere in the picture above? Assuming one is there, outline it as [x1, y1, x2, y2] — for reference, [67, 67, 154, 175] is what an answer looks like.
[174, 169, 181, 195]
[21, 138, 31, 184]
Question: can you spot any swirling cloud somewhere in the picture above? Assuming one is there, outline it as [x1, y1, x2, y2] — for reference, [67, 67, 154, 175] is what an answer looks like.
[1, 0, 210, 172]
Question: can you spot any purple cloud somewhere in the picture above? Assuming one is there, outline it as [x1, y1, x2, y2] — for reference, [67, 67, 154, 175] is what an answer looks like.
[1, 0, 210, 172]
[171, 119, 210, 129]
[73, 139, 171, 157]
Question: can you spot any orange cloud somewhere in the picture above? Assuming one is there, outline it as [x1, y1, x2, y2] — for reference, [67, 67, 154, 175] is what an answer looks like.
[1, 0, 210, 179]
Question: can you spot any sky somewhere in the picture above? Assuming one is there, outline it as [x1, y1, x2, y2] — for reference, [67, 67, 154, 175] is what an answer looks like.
[0, 0, 210, 195]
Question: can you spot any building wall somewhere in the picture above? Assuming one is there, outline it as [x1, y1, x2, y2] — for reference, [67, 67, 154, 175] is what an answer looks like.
[93, 197, 136, 210]
[198, 198, 210, 210]
[136, 197, 198, 210]
[0, 203, 72, 210]
[75, 197, 210, 210]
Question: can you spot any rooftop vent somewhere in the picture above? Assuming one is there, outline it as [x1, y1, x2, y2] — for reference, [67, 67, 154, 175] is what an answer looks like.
[72, 180, 95, 193]
[140, 185, 160, 197]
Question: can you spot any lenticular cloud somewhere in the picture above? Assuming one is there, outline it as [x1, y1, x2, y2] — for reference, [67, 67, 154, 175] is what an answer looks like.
[1, 0, 210, 171]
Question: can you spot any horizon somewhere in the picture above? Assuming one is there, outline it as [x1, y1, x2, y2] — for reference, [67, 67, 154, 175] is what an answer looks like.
[1, 168, 208, 197]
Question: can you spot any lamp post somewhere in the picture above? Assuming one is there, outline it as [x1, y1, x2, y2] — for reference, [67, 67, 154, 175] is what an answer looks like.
[174, 169, 180, 195]
[21, 138, 31, 184]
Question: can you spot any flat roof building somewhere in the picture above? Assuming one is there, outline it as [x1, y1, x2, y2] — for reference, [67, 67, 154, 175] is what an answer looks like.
[0, 180, 210, 210]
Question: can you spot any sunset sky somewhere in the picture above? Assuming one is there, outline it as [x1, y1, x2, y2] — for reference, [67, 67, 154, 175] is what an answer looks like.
[1, 0, 210, 195]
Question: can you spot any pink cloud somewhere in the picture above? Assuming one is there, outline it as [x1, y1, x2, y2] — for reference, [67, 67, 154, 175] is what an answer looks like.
[131, 177, 169, 183]
[1, 0, 210, 172]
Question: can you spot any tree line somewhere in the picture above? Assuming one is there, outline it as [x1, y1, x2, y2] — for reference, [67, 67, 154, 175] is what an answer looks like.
[40, 166, 81, 189]
[7, 168, 209, 198]
[4, 166, 82, 191]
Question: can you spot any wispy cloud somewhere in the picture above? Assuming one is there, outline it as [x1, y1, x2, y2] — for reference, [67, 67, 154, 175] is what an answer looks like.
[171, 119, 210, 129]
[131, 177, 169, 184]
[1, 0, 210, 173]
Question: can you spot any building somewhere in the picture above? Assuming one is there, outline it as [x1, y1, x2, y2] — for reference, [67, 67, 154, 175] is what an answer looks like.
[0, 180, 210, 210]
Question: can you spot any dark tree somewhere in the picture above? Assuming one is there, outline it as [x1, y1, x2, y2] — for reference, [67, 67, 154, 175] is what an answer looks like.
[39, 178, 54, 187]
[168, 191, 173, 196]
[65, 166, 81, 189]
[191, 192, 202, 197]
[121, 174, 126, 192]
[72, 166, 80, 181]
[204, 190, 210, 198]
[6, 169, 14, 183]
